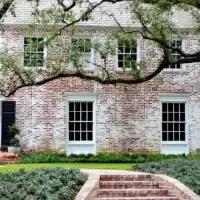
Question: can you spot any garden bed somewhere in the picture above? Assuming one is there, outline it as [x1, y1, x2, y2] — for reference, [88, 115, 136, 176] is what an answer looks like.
[135, 158, 200, 195]
[0, 168, 86, 200]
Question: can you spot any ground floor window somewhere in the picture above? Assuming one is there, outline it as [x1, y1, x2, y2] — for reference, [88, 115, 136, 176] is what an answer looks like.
[68, 102, 93, 141]
[162, 102, 186, 141]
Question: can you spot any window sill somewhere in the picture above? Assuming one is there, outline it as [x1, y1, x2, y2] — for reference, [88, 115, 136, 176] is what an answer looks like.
[68, 141, 95, 145]
[162, 141, 187, 145]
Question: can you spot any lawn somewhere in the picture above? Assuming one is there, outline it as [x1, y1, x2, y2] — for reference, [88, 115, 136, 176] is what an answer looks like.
[0, 163, 134, 173]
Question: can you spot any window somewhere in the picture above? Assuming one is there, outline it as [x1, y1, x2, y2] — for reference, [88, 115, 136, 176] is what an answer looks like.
[165, 40, 182, 69]
[118, 40, 137, 68]
[23, 37, 45, 67]
[68, 102, 93, 141]
[71, 39, 92, 68]
[162, 102, 186, 141]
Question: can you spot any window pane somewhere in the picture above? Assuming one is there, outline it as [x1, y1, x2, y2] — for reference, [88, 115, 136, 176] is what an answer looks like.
[118, 61, 123, 68]
[162, 132, 167, 141]
[118, 54, 123, 61]
[168, 113, 173, 121]
[81, 123, 86, 131]
[69, 103, 74, 111]
[75, 112, 80, 121]
[180, 123, 185, 131]
[174, 123, 179, 131]
[162, 123, 167, 131]
[180, 113, 185, 121]
[75, 132, 80, 141]
[69, 112, 74, 121]
[180, 103, 185, 112]
[168, 132, 173, 141]
[174, 132, 179, 141]
[174, 103, 179, 112]
[82, 132, 87, 141]
[168, 123, 173, 132]
[88, 103, 93, 111]
[69, 132, 74, 141]
[82, 103, 86, 111]
[81, 112, 87, 121]
[75, 103, 80, 111]
[162, 103, 167, 112]
[180, 132, 185, 141]
[75, 123, 80, 131]
[87, 122, 93, 131]
[69, 123, 74, 131]
[88, 132, 93, 141]
[88, 112, 93, 121]
[168, 103, 173, 112]
[174, 113, 179, 121]
[162, 113, 167, 121]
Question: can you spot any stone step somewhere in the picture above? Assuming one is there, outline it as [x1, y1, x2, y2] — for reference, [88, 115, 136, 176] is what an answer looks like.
[95, 197, 179, 200]
[100, 175, 152, 182]
[97, 189, 169, 197]
[99, 181, 160, 189]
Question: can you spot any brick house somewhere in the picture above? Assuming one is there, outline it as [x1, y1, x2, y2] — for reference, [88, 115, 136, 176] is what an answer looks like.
[0, 0, 200, 155]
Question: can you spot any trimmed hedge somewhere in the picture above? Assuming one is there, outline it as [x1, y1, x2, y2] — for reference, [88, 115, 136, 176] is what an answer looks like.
[0, 168, 86, 200]
[135, 159, 200, 195]
[19, 152, 187, 163]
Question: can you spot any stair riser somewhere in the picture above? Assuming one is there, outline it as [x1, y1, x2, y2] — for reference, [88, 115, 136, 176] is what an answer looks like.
[100, 175, 152, 182]
[99, 182, 159, 189]
[97, 190, 168, 197]
[96, 198, 179, 200]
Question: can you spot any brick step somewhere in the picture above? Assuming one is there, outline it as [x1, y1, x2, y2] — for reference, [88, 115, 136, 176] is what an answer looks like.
[95, 197, 179, 200]
[97, 189, 169, 197]
[0, 158, 20, 164]
[100, 175, 152, 182]
[99, 181, 160, 189]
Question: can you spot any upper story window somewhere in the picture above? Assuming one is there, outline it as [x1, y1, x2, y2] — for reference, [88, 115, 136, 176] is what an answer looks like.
[118, 40, 137, 68]
[71, 38, 92, 68]
[165, 39, 182, 69]
[23, 37, 45, 67]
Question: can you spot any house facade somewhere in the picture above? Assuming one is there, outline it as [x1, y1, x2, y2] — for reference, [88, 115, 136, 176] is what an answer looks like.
[0, 0, 200, 155]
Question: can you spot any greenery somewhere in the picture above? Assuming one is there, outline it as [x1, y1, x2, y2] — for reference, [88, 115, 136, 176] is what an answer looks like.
[0, 168, 86, 200]
[8, 123, 20, 147]
[8, 123, 20, 135]
[135, 158, 200, 195]
[20, 152, 186, 164]
[0, 163, 133, 173]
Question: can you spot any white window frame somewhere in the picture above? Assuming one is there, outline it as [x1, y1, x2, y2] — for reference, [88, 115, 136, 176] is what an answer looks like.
[66, 92, 97, 146]
[164, 39, 186, 71]
[117, 38, 140, 70]
[70, 37, 94, 70]
[159, 93, 190, 145]
[22, 36, 47, 68]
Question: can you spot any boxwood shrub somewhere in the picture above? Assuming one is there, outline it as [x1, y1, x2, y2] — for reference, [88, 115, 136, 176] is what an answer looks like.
[0, 168, 86, 200]
[135, 158, 200, 195]
[20, 152, 185, 163]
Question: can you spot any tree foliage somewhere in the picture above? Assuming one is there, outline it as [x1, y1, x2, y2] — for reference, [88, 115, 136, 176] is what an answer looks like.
[0, 0, 200, 96]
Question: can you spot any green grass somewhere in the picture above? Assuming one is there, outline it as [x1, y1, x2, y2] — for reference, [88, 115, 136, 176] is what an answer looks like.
[0, 163, 134, 173]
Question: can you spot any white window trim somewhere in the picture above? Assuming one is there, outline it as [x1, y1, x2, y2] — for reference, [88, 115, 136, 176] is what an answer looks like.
[159, 93, 190, 146]
[0, 96, 5, 148]
[66, 92, 97, 147]
[163, 39, 186, 72]
[117, 38, 140, 70]
[22, 36, 47, 69]
[69, 37, 94, 71]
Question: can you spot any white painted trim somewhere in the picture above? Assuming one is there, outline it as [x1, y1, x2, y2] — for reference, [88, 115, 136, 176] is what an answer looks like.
[69, 37, 94, 70]
[66, 92, 97, 155]
[116, 38, 140, 71]
[159, 93, 189, 154]
[22, 36, 47, 69]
